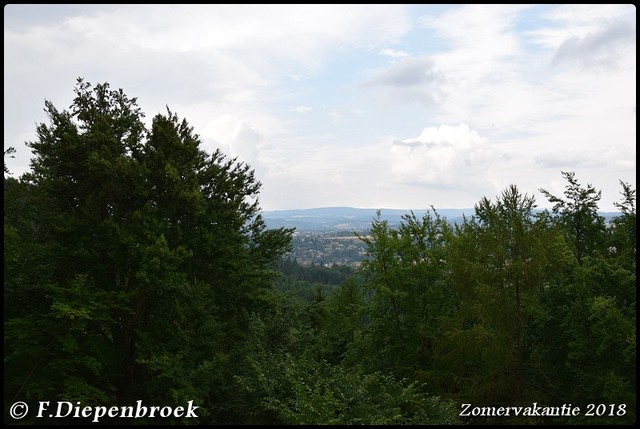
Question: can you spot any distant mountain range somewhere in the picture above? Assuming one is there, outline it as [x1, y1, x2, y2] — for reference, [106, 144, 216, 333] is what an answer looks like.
[262, 206, 622, 232]
[262, 207, 471, 231]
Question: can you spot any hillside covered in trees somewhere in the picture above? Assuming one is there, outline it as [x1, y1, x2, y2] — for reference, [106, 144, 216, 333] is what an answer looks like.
[4, 80, 635, 425]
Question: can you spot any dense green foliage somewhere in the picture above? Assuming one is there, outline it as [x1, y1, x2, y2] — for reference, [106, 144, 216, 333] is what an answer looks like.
[4, 79, 635, 425]
[4, 79, 294, 424]
[323, 178, 635, 425]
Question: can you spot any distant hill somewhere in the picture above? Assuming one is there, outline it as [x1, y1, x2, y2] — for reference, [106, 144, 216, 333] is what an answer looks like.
[261, 207, 471, 231]
[262, 206, 622, 232]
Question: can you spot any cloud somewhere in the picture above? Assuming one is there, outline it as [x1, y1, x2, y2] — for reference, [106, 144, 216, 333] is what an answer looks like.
[535, 146, 636, 170]
[534, 151, 602, 169]
[4, 4, 413, 180]
[389, 124, 498, 190]
[379, 48, 411, 58]
[361, 5, 532, 122]
[527, 5, 635, 62]
[294, 106, 313, 113]
[362, 57, 445, 106]
[367, 57, 438, 87]
[542, 4, 633, 26]
[256, 137, 393, 210]
[58, 4, 411, 73]
[201, 115, 263, 168]
[421, 4, 528, 62]
[552, 19, 636, 68]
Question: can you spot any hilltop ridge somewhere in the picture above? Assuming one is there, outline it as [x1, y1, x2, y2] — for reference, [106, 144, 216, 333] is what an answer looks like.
[262, 206, 621, 232]
[262, 207, 469, 231]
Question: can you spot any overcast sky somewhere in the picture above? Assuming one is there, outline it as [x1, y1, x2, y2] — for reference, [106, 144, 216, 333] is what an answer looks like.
[4, 4, 636, 211]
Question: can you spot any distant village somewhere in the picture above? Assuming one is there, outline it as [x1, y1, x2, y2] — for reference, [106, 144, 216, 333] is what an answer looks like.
[269, 207, 624, 268]
[287, 230, 369, 267]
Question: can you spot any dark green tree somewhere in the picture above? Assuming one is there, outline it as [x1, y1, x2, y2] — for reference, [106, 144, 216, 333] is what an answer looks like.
[236, 350, 460, 425]
[356, 209, 455, 381]
[539, 171, 607, 263]
[609, 180, 636, 270]
[437, 185, 573, 416]
[4, 79, 292, 424]
[533, 178, 636, 424]
[316, 276, 367, 365]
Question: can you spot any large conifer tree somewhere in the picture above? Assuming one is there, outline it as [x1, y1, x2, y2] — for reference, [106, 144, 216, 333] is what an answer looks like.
[4, 79, 292, 423]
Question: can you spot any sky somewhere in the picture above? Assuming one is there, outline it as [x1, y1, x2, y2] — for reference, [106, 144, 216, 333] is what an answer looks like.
[4, 4, 636, 212]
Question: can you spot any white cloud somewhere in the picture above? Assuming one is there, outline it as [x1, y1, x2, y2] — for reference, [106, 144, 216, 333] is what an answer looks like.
[551, 19, 635, 69]
[526, 5, 637, 72]
[527, 5, 635, 58]
[390, 124, 498, 191]
[4, 4, 412, 176]
[59, 4, 411, 73]
[366, 57, 439, 87]
[362, 56, 445, 106]
[379, 48, 411, 58]
[542, 4, 633, 26]
[535, 150, 609, 169]
[421, 4, 529, 65]
[201, 115, 263, 168]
